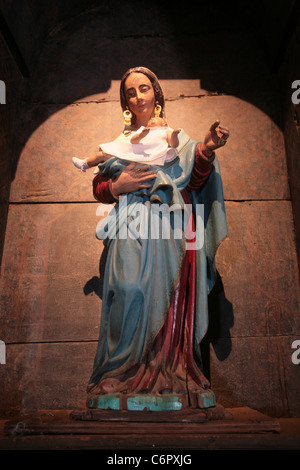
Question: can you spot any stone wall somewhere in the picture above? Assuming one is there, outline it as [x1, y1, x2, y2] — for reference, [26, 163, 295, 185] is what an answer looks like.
[0, 1, 299, 418]
[279, 14, 300, 270]
[0, 29, 23, 267]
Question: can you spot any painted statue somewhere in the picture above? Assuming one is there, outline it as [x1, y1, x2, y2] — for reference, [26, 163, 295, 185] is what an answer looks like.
[75, 66, 230, 411]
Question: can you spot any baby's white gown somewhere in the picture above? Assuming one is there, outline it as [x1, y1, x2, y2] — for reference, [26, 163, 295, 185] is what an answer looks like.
[99, 126, 178, 166]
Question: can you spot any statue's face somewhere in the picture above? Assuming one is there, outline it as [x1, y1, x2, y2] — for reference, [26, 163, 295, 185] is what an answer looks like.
[124, 72, 155, 122]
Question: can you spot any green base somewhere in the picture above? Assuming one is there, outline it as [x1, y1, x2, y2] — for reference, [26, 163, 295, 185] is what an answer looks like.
[87, 391, 216, 411]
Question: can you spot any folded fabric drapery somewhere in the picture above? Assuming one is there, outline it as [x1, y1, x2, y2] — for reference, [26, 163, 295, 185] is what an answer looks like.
[87, 129, 228, 409]
[100, 126, 178, 166]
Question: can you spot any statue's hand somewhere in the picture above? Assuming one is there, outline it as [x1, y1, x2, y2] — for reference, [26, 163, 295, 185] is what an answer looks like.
[111, 162, 157, 196]
[202, 120, 230, 156]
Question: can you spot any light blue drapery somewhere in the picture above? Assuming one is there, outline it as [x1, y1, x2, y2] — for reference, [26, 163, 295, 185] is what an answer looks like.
[88, 130, 228, 390]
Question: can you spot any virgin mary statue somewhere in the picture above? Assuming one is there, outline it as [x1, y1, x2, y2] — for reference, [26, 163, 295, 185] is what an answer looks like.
[86, 66, 229, 411]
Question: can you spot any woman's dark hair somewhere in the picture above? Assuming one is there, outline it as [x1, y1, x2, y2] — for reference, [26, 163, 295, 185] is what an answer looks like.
[120, 66, 165, 125]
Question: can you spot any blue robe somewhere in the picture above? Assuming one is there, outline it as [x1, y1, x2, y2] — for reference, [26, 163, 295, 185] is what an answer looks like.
[88, 129, 228, 393]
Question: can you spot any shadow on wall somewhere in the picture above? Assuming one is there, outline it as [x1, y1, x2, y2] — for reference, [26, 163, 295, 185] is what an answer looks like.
[2, 0, 291, 182]
[201, 272, 234, 382]
[84, 244, 108, 300]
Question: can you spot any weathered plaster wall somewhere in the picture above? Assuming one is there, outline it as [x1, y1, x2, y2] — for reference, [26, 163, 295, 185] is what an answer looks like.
[0, 0, 299, 418]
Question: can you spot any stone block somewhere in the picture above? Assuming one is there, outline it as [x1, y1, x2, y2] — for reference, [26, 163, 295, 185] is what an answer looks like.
[0, 203, 104, 343]
[215, 201, 300, 339]
[210, 336, 300, 417]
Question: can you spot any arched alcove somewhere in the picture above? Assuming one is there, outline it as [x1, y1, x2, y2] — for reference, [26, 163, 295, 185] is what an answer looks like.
[0, 0, 299, 420]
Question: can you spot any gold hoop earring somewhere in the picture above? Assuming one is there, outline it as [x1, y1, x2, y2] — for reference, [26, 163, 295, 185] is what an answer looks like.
[154, 104, 161, 118]
[123, 109, 132, 127]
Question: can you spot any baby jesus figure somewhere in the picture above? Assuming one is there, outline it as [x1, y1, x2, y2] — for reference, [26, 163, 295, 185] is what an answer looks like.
[72, 117, 181, 171]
